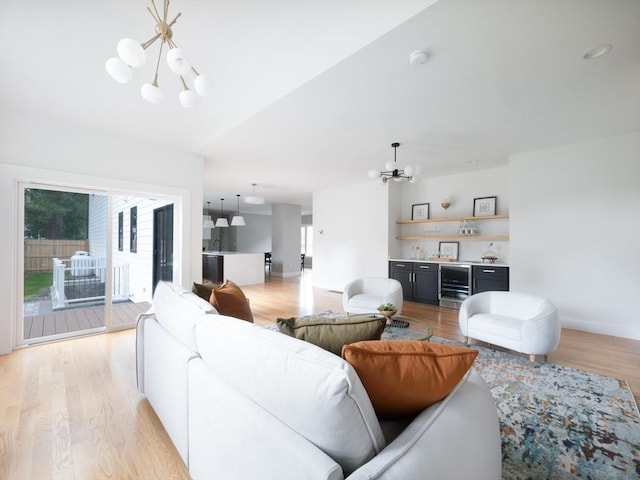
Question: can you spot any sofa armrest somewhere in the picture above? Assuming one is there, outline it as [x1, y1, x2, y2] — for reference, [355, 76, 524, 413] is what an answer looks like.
[346, 370, 501, 480]
[459, 292, 491, 335]
[342, 279, 361, 311]
[135, 312, 156, 393]
[521, 305, 561, 354]
[188, 358, 343, 480]
[138, 315, 199, 467]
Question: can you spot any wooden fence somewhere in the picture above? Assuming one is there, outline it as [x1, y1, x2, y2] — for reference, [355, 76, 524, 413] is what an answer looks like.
[25, 239, 89, 273]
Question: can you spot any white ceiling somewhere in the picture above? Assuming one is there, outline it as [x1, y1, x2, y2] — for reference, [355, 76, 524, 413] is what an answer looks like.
[1, 0, 639, 215]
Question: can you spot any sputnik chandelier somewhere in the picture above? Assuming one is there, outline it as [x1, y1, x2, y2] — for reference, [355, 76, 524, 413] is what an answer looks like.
[105, 0, 213, 108]
[368, 142, 418, 184]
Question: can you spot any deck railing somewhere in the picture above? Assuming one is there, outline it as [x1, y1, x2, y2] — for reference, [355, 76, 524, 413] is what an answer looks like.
[51, 257, 129, 309]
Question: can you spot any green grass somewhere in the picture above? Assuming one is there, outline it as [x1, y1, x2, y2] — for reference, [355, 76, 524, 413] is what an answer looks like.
[24, 272, 52, 300]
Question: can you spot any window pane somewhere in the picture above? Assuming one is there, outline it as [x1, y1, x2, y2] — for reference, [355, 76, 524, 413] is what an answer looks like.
[306, 226, 313, 256]
[130, 206, 137, 253]
[118, 211, 123, 251]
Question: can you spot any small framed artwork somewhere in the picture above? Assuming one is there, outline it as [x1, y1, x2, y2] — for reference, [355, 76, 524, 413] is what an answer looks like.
[473, 196, 497, 217]
[411, 203, 430, 220]
[439, 241, 459, 260]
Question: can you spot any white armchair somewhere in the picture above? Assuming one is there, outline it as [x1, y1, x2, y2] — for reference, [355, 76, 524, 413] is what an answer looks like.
[342, 278, 404, 315]
[459, 291, 560, 364]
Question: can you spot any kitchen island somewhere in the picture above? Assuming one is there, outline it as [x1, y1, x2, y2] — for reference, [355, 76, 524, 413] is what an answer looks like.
[202, 252, 265, 286]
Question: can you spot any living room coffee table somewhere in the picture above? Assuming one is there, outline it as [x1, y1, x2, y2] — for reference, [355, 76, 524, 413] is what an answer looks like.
[382, 316, 433, 341]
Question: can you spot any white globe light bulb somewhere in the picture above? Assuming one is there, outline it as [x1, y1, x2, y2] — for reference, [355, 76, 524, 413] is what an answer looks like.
[385, 160, 395, 171]
[368, 169, 381, 179]
[179, 89, 199, 108]
[404, 165, 415, 177]
[194, 74, 215, 96]
[105, 57, 133, 84]
[141, 83, 163, 104]
[167, 48, 191, 75]
[117, 38, 146, 67]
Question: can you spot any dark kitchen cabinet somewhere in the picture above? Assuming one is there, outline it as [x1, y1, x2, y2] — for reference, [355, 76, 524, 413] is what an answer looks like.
[472, 265, 509, 294]
[389, 261, 439, 305]
[203, 254, 223, 283]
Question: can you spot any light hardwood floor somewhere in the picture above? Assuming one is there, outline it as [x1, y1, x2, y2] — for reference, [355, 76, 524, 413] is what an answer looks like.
[1, 272, 638, 479]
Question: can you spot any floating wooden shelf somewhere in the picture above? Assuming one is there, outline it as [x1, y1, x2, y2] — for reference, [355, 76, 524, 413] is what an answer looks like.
[397, 214, 509, 225]
[396, 234, 509, 241]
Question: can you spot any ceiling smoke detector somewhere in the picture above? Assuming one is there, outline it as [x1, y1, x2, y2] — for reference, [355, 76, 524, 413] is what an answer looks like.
[409, 49, 429, 66]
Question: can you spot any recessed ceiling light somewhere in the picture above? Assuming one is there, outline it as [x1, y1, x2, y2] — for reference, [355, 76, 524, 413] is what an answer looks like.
[582, 43, 613, 60]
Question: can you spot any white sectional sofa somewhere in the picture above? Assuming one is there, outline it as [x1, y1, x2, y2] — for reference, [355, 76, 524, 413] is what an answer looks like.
[136, 282, 502, 479]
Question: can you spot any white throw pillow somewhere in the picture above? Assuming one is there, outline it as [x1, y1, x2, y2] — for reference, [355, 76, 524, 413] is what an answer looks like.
[153, 281, 218, 351]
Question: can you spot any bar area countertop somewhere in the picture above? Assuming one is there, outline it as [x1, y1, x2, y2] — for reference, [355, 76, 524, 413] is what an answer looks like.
[389, 258, 509, 267]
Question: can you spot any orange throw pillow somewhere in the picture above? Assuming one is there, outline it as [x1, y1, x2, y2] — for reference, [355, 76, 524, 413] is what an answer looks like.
[209, 280, 254, 323]
[342, 341, 477, 418]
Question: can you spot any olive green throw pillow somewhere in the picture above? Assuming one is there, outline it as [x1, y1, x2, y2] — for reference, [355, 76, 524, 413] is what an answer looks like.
[192, 282, 218, 302]
[276, 314, 386, 355]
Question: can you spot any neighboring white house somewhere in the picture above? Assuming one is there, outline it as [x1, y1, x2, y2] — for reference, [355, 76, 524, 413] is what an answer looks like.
[84, 194, 172, 304]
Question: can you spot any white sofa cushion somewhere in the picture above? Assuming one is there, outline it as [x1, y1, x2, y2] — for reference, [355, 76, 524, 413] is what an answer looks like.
[188, 358, 343, 480]
[153, 281, 218, 352]
[347, 370, 502, 480]
[195, 316, 386, 476]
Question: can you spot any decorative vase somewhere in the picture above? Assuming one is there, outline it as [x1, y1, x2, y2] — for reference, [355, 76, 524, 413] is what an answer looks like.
[378, 309, 397, 320]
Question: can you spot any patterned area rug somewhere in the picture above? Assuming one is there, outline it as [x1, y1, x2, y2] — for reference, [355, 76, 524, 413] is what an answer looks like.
[268, 314, 640, 479]
[426, 333, 640, 479]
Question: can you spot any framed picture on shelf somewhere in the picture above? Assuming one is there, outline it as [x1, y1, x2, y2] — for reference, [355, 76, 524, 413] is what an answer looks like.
[439, 241, 459, 260]
[473, 196, 497, 217]
[411, 203, 429, 220]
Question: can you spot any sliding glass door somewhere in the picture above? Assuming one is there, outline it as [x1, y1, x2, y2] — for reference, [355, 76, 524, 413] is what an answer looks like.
[22, 185, 108, 343]
[20, 184, 175, 345]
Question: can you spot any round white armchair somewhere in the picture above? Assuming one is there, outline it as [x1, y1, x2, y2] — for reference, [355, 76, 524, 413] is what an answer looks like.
[342, 278, 404, 315]
[459, 291, 560, 364]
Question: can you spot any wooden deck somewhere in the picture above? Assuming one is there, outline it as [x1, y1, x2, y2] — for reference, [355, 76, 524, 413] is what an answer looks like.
[23, 301, 151, 340]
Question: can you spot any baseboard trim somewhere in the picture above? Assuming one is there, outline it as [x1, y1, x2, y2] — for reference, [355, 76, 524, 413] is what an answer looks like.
[561, 317, 640, 341]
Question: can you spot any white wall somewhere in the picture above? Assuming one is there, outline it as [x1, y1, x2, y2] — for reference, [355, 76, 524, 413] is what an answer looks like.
[235, 213, 272, 253]
[271, 203, 302, 277]
[0, 111, 204, 355]
[399, 166, 510, 262]
[313, 181, 389, 291]
[88, 194, 108, 257]
[510, 132, 640, 340]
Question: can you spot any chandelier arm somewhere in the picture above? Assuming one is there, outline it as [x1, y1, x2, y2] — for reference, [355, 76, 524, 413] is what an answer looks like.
[150, 39, 164, 85]
[179, 76, 189, 89]
[141, 32, 162, 50]
[147, 5, 161, 24]
[163, 0, 169, 25]
[167, 12, 182, 28]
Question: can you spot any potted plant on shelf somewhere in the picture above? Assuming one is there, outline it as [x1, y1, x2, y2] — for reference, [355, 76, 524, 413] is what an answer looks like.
[377, 303, 397, 320]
